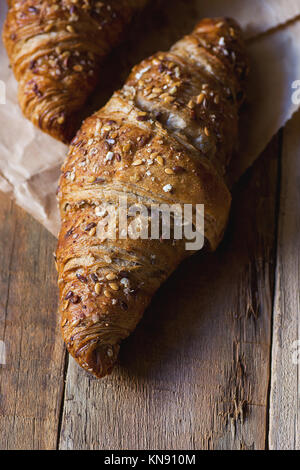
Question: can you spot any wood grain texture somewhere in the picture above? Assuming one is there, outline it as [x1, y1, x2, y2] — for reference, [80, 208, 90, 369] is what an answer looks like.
[0, 194, 65, 450]
[0, 0, 292, 449]
[269, 112, 300, 450]
[59, 137, 279, 450]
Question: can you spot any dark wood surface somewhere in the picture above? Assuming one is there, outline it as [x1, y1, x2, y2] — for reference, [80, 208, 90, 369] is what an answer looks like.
[0, 194, 65, 450]
[1, 0, 300, 448]
[1, 125, 297, 449]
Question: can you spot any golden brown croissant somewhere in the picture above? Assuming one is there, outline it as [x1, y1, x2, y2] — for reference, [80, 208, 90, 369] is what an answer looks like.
[56, 17, 249, 378]
[2, 0, 148, 143]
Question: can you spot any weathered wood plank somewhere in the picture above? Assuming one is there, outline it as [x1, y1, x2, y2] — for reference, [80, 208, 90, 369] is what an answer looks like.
[59, 137, 279, 450]
[0, 0, 284, 449]
[269, 112, 300, 450]
[0, 194, 65, 450]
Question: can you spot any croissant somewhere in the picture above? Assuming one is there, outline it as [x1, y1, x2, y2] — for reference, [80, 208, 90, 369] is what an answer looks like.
[2, 0, 148, 143]
[56, 17, 249, 378]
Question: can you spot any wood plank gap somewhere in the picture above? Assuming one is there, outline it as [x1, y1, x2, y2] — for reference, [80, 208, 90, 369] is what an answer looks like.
[56, 351, 69, 450]
[2, 201, 17, 346]
[265, 128, 283, 450]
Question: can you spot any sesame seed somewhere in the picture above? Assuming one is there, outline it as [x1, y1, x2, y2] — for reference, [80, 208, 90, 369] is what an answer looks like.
[197, 93, 205, 105]
[122, 143, 131, 152]
[132, 159, 143, 166]
[106, 273, 117, 281]
[204, 127, 210, 136]
[165, 168, 174, 175]
[163, 95, 175, 104]
[109, 282, 119, 291]
[107, 348, 113, 357]
[66, 25, 75, 33]
[104, 289, 111, 298]
[92, 314, 100, 323]
[105, 151, 114, 162]
[163, 184, 173, 193]
[94, 283, 101, 295]
[156, 156, 164, 166]
[95, 206, 107, 217]
[57, 115, 65, 124]
[120, 278, 130, 287]
[87, 176, 96, 183]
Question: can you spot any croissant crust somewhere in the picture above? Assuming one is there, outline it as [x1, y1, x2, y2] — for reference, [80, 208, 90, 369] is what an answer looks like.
[56, 17, 249, 378]
[3, 0, 148, 142]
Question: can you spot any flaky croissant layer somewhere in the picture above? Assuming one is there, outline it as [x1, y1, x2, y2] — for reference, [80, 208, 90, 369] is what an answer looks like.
[3, 0, 149, 142]
[56, 17, 249, 378]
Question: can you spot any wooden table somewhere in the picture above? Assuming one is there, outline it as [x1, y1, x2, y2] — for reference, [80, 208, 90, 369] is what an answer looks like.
[0, 113, 299, 450]
[1, 0, 300, 451]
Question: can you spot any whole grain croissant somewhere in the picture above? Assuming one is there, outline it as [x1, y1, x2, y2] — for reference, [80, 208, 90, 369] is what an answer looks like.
[56, 18, 249, 378]
[3, 0, 148, 143]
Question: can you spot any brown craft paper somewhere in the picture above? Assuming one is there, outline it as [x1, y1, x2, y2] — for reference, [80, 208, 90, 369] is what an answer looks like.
[191, 0, 300, 38]
[1, 0, 300, 236]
